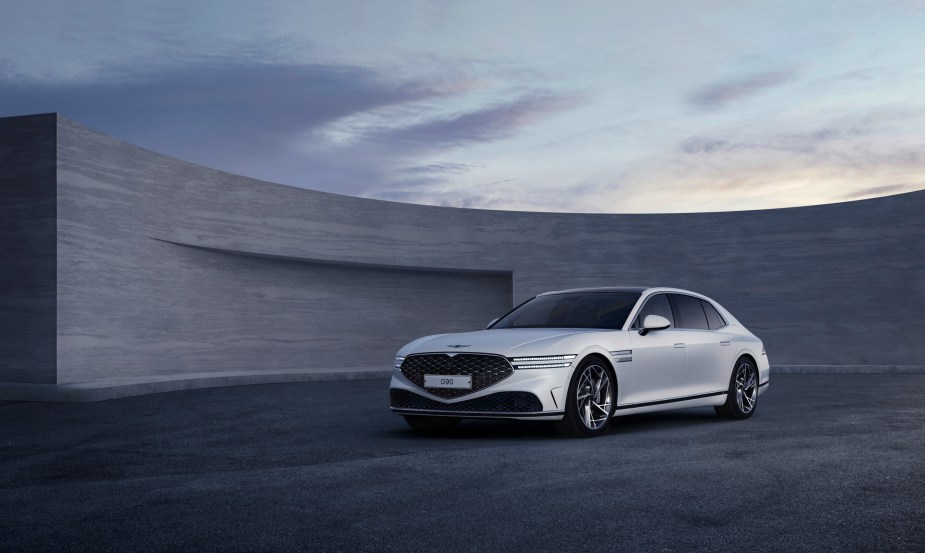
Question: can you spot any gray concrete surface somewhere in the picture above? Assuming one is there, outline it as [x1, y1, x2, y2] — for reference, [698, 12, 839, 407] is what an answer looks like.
[2, 112, 925, 393]
[2, 375, 923, 552]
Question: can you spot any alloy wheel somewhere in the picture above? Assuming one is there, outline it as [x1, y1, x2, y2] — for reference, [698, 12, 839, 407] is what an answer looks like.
[735, 361, 758, 414]
[575, 364, 613, 430]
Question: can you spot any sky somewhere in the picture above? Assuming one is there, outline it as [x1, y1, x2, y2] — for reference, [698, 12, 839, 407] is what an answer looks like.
[1, 0, 924, 213]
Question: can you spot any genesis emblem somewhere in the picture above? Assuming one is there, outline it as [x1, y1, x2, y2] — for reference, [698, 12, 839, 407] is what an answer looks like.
[446, 345, 470, 348]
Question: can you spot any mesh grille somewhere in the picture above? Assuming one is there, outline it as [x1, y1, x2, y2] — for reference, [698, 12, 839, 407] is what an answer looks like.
[390, 389, 543, 413]
[400, 353, 514, 399]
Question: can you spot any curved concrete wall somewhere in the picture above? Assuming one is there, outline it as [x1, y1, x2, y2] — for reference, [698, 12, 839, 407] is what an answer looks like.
[2, 113, 924, 392]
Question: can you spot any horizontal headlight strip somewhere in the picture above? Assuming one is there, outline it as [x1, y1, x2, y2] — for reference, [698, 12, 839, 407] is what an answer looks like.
[510, 354, 577, 369]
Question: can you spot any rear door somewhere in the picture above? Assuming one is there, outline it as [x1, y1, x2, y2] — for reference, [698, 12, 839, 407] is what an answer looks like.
[668, 294, 731, 396]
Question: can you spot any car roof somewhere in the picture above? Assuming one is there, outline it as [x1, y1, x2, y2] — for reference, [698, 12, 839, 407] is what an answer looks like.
[538, 286, 651, 295]
[538, 286, 703, 297]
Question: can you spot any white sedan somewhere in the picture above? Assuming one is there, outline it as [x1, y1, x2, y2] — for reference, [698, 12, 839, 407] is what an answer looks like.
[389, 287, 770, 437]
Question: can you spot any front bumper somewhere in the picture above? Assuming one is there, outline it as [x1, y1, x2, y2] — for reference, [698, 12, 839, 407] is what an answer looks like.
[388, 363, 568, 420]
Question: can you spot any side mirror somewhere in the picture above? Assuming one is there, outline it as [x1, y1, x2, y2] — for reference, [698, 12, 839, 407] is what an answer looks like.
[486, 318, 499, 329]
[638, 314, 671, 336]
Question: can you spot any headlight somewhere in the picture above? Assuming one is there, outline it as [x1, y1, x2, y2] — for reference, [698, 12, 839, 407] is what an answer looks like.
[394, 356, 405, 369]
[510, 354, 577, 369]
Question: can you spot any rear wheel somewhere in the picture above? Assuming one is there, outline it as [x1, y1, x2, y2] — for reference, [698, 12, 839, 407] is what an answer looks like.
[404, 415, 461, 432]
[715, 356, 759, 420]
[555, 357, 616, 438]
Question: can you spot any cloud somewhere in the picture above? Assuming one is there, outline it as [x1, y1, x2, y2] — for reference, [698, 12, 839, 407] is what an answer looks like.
[319, 92, 582, 196]
[0, 61, 437, 151]
[398, 162, 474, 176]
[0, 59, 474, 195]
[373, 189, 501, 209]
[840, 183, 919, 200]
[1, 56, 584, 201]
[367, 101, 925, 214]
[680, 107, 924, 159]
[552, 104, 925, 213]
[680, 137, 738, 155]
[369, 179, 531, 212]
[0, 57, 20, 80]
[689, 69, 796, 110]
[369, 94, 580, 147]
[389, 162, 478, 188]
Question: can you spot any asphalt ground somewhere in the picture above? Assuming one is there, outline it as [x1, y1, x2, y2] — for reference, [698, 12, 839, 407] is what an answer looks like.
[1, 375, 923, 552]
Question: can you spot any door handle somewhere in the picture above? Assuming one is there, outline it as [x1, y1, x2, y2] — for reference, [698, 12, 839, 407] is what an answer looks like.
[720, 341, 731, 346]
[674, 343, 685, 349]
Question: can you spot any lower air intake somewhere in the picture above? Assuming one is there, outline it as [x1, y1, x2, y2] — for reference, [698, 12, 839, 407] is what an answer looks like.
[390, 389, 543, 413]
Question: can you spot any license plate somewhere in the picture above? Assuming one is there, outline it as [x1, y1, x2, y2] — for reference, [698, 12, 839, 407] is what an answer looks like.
[424, 375, 472, 389]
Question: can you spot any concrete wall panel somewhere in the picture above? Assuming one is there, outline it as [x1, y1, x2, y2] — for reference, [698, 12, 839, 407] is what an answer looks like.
[58, 241, 512, 382]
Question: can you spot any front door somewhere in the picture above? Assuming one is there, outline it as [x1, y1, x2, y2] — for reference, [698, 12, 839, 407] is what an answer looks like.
[624, 293, 688, 405]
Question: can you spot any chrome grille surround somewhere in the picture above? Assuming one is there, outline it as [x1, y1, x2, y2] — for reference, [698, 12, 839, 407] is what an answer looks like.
[399, 353, 514, 399]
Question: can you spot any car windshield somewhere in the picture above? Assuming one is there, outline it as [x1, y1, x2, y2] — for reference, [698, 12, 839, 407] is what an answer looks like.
[490, 292, 641, 330]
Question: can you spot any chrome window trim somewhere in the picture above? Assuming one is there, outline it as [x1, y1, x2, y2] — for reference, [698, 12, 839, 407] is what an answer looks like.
[698, 297, 729, 330]
[628, 292, 673, 330]
[627, 292, 729, 332]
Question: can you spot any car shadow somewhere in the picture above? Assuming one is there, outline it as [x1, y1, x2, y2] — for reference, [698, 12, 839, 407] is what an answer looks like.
[380, 419, 560, 441]
[609, 407, 730, 435]
[382, 407, 731, 441]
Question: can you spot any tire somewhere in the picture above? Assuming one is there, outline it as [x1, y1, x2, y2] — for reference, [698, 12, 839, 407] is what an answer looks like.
[404, 415, 461, 432]
[715, 356, 759, 420]
[555, 356, 616, 438]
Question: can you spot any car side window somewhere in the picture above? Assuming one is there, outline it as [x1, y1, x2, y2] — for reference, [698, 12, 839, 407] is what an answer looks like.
[633, 293, 674, 329]
[701, 299, 727, 330]
[669, 294, 709, 330]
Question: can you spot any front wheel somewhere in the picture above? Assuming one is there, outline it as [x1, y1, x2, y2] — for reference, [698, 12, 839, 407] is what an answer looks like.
[404, 415, 461, 432]
[715, 357, 759, 420]
[555, 357, 616, 438]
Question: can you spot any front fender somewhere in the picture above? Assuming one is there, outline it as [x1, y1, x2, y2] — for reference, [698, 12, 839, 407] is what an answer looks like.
[554, 345, 623, 408]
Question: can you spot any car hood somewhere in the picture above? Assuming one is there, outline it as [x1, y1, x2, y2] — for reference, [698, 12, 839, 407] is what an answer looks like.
[397, 328, 611, 358]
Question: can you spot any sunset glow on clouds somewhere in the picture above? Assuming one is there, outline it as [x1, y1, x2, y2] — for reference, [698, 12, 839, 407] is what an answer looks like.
[2, 0, 923, 213]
